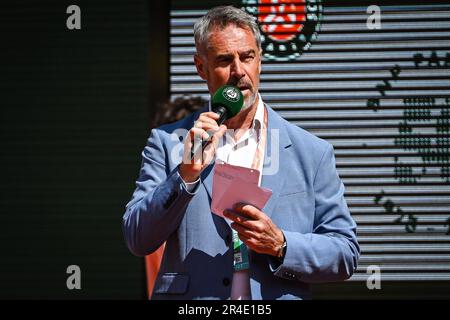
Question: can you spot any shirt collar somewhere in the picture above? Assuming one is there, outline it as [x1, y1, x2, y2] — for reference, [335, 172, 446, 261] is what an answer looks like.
[253, 93, 265, 131]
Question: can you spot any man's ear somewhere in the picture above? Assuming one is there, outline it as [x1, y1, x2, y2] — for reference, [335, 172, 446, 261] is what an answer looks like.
[194, 53, 207, 80]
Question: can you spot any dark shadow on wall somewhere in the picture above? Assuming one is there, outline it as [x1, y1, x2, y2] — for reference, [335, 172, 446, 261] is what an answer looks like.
[0, 0, 162, 299]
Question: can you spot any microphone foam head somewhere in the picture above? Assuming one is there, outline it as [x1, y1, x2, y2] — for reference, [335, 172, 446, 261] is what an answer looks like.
[211, 85, 244, 117]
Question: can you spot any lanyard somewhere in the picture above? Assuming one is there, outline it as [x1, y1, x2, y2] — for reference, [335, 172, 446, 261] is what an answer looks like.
[233, 105, 268, 271]
[251, 104, 268, 178]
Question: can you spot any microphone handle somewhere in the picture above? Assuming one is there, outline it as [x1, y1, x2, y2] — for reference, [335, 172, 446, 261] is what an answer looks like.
[190, 105, 228, 160]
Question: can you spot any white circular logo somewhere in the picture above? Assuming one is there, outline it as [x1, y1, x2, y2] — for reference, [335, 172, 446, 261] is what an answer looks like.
[223, 87, 240, 102]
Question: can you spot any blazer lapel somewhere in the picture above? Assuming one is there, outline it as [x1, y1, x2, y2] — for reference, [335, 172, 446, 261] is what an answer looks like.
[261, 105, 292, 218]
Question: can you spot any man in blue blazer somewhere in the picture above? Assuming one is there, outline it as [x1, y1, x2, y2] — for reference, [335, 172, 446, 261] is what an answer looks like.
[123, 6, 360, 300]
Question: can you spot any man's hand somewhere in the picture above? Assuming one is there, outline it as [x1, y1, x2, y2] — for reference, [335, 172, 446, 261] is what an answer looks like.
[179, 112, 227, 182]
[223, 203, 285, 257]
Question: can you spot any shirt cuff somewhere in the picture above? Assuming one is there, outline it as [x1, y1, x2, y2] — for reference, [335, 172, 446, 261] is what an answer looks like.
[179, 173, 200, 194]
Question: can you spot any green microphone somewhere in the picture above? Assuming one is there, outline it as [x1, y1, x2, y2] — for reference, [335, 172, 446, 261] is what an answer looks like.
[191, 85, 244, 160]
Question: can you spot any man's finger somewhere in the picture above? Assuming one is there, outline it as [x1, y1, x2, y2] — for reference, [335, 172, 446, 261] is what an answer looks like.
[204, 125, 226, 152]
[186, 127, 210, 165]
[190, 127, 210, 141]
[201, 125, 226, 165]
[231, 222, 254, 237]
[224, 209, 252, 226]
[233, 203, 263, 220]
[195, 119, 219, 130]
[238, 233, 257, 251]
[211, 125, 227, 144]
[200, 112, 220, 120]
[232, 224, 259, 247]
[195, 112, 220, 124]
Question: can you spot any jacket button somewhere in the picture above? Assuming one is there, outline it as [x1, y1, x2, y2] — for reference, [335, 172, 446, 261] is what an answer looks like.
[222, 277, 230, 286]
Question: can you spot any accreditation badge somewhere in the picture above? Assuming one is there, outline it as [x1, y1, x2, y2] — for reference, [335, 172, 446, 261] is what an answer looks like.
[233, 229, 250, 271]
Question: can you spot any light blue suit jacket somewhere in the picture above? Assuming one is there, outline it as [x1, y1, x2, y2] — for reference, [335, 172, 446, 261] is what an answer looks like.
[123, 104, 360, 300]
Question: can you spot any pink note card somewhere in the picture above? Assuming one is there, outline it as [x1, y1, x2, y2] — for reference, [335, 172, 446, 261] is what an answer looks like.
[211, 162, 272, 217]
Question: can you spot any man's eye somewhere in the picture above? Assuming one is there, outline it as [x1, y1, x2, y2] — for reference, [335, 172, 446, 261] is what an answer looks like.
[243, 56, 254, 62]
[217, 58, 231, 65]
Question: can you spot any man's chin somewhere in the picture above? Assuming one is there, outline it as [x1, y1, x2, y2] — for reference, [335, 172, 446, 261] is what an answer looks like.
[242, 93, 258, 110]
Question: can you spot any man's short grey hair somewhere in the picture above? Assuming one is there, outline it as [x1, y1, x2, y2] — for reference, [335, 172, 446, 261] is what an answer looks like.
[194, 6, 261, 54]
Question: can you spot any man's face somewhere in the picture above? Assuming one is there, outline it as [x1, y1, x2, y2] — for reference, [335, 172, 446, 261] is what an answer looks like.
[194, 24, 262, 110]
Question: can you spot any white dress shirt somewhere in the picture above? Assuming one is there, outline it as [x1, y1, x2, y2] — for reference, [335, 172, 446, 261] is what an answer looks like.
[215, 94, 265, 300]
[181, 94, 266, 300]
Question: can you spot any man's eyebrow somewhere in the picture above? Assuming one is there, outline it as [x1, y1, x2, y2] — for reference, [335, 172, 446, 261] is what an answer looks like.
[215, 53, 234, 60]
[215, 50, 256, 60]
[240, 49, 256, 56]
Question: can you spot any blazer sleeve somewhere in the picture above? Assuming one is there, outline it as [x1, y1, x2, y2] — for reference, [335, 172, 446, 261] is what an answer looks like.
[122, 129, 198, 257]
[270, 144, 360, 283]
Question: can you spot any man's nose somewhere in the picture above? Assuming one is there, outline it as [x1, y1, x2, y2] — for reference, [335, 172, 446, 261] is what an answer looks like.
[230, 58, 245, 80]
